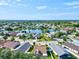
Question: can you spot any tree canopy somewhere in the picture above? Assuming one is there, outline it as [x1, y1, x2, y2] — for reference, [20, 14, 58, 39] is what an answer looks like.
[0, 48, 47, 59]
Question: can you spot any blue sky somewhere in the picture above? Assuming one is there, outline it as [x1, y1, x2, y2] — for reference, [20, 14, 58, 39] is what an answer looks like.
[0, 0, 79, 20]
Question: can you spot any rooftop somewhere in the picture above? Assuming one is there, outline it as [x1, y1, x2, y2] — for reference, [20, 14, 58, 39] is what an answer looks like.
[34, 45, 47, 54]
[49, 43, 66, 57]
[18, 42, 32, 52]
[0, 40, 6, 46]
[3, 41, 20, 49]
[64, 42, 79, 52]
[8, 32, 18, 36]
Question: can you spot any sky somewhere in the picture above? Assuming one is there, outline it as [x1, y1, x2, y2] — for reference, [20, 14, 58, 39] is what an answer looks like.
[0, 0, 79, 20]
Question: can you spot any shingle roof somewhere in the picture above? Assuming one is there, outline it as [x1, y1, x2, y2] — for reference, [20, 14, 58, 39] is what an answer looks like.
[8, 32, 18, 36]
[49, 43, 66, 56]
[64, 42, 79, 52]
[0, 40, 6, 46]
[18, 43, 32, 52]
[34, 45, 47, 54]
[3, 41, 20, 49]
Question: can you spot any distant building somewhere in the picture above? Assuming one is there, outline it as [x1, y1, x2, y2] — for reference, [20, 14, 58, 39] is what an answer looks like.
[53, 38, 63, 42]
[34, 45, 47, 56]
[70, 40, 79, 46]
[0, 40, 6, 48]
[21, 30, 42, 34]
[63, 27, 74, 32]
[7, 32, 18, 36]
[46, 33, 52, 38]
[76, 27, 79, 32]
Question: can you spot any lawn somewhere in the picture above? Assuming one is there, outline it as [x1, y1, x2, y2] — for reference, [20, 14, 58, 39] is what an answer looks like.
[38, 38, 52, 42]
[52, 53, 58, 59]
[28, 45, 34, 54]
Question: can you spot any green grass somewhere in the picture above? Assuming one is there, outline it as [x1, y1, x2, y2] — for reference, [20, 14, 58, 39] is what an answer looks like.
[28, 46, 34, 54]
[52, 52, 58, 59]
[46, 56, 51, 59]
[38, 38, 52, 42]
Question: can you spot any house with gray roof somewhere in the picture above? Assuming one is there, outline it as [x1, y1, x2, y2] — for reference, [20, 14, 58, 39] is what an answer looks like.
[18, 42, 32, 53]
[48, 43, 67, 59]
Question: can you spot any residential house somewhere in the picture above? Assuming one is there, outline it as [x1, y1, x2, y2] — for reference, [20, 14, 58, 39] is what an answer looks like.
[7, 32, 18, 36]
[34, 45, 47, 56]
[53, 38, 63, 42]
[63, 27, 74, 32]
[0, 40, 6, 48]
[48, 43, 67, 59]
[76, 27, 79, 32]
[0, 40, 20, 49]
[64, 42, 79, 55]
[18, 42, 32, 53]
[3, 41, 20, 49]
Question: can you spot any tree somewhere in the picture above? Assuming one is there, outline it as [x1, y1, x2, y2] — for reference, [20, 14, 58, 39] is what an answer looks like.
[0, 49, 12, 59]
[75, 32, 79, 36]
[0, 32, 4, 36]
[11, 36, 15, 41]
[63, 36, 69, 42]
[3, 35, 8, 40]
[5, 27, 13, 31]
[19, 34, 26, 41]
[0, 48, 46, 59]
[33, 42, 35, 45]
[54, 32, 66, 38]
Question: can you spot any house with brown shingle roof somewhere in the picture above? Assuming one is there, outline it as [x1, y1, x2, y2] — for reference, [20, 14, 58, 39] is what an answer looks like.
[3, 41, 20, 49]
[0, 40, 20, 49]
[0, 40, 6, 48]
[34, 45, 47, 56]
[63, 42, 79, 55]
[7, 32, 18, 36]
[63, 27, 74, 32]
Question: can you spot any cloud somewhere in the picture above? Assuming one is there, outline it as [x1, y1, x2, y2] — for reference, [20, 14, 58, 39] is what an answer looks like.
[0, 0, 27, 8]
[72, 5, 79, 8]
[0, 2, 8, 5]
[65, 1, 79, 6]
[64, 1, 79, 8]
[17, 3, 27, 7]
[16, 0, 21, 2]
[36, 6, 47, 10]
[0, 0, 9, 5]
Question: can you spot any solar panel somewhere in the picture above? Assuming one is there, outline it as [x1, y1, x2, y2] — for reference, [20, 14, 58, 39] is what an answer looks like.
[18, 43, 31, 52]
